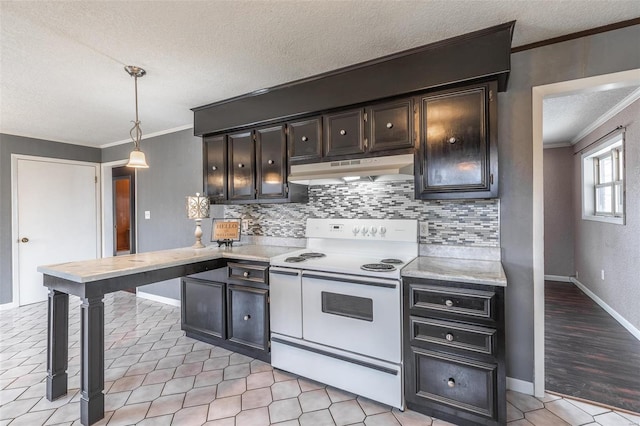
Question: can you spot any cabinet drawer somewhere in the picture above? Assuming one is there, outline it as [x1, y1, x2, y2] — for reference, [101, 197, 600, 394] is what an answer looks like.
[410, 316, 496, 356]
[228, 262, 268, 286]
[227, 284, 269, 351]
[411, 348, 497, 420]
[409, 284, 496, 320]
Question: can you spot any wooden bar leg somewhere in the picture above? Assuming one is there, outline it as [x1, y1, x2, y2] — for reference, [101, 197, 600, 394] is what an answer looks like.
[80, 296, 105, 426]
[47, 289, 68, 400]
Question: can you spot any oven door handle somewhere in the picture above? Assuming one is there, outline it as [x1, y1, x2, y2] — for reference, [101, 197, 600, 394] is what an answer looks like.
[303, 273, 397, 289]
[270, 269, 300, 277]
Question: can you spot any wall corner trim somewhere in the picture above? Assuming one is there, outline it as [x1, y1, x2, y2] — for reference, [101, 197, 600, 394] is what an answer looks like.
[136, 291, 181, 308]
[507, 377, 535, 395]
[544, 275, 572, 283]
[570, 278, 640, 341]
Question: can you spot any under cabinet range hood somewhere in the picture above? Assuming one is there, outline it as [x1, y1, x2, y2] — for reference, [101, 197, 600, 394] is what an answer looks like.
[288, 154, 414, 185]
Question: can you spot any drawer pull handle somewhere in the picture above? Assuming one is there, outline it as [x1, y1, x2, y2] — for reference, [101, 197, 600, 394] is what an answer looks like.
[243, 271, 250, 278]
[238, 163, 244, 168]
[301, 136, 308, 142]
[445, 333, 454, 342]
[340, 129, 347, 136]
[447, 378, 456, 388]
[244, 314, 251, 321]
[445, 299, 453, 307]
[386, 122, 393, 129]
[211, 166, 217, 171]
[268, 160, 274, 165]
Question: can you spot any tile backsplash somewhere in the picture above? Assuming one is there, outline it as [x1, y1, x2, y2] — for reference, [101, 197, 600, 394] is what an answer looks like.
[224, 180, 499, 247]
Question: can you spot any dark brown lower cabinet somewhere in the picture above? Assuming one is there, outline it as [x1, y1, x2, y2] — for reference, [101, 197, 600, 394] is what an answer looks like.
[181, 264, 271, 362]
[404, 278, 505, 426]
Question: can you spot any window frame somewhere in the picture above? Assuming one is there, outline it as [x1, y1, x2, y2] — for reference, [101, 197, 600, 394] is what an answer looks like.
[581, 132, 625, 225]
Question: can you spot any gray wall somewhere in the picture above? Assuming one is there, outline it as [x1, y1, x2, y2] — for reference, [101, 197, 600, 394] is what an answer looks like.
[498, 24, 640, 383]
[102, 129, 204, 301]
[543, 147, 574, 276]
[0, 133, 101, 304]
[572, 98, 640, 330]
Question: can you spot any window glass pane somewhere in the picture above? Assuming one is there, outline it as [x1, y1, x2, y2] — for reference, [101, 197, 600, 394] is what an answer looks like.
[615, 183, 624, 215]
[618, 149, 624, 180]
[596, 186, 612, 214]
[599, 155, 613, 183]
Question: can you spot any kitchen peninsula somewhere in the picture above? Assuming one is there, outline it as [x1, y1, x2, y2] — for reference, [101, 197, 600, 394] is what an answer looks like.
[37, 245, 298, 426]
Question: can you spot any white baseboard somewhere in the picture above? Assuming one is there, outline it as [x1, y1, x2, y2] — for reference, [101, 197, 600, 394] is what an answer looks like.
[0, 301, 18, 311]
[544, 274, 572, 282]
[507, 377, 534, 395]
[136, 291, 181, 308]
[570, 277, 640, 341]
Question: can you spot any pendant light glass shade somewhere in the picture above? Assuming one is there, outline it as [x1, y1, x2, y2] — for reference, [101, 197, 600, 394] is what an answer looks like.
[126, 149, 149, 168]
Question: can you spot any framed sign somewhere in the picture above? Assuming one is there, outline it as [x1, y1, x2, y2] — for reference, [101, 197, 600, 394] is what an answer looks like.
[211, 218, 241, 246]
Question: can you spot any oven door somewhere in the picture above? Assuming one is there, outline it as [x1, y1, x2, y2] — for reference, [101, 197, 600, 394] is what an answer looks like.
[301, 271, 401, 363]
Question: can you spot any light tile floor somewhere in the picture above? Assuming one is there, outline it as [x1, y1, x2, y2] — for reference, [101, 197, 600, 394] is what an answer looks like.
[1, 291, 639, 426]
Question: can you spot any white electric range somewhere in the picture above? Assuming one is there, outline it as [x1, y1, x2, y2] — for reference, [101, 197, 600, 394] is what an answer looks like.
[269, 218, 418, 408]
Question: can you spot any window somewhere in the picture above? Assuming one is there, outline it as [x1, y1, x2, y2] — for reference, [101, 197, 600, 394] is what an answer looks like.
[581, 133, 625, 224]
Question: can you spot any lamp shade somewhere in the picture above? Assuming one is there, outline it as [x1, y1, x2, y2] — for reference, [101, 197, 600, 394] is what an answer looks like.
[126, 149, 149, 168]
[186, 193, 210, 220]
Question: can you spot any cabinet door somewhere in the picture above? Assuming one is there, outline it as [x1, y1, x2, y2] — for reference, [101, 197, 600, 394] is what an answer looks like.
[181, 278, 226, 339]
[256, 125, 287, 199]
[416, 82, 497, 199]
[288, 117, 322, 163]
[324, 109, 365, 157]
[368, 99, 414, 152]
[227, 284, 269, 351]
[203, 135, 227, 202]
[228, 130, 255, 201]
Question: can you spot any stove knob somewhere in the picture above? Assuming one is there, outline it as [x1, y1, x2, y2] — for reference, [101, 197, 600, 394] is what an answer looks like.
[352, 226, 360, 235]
[370, 226, 378, 235]
[380, 226, 387, 236]
[361, 227, 369, 236]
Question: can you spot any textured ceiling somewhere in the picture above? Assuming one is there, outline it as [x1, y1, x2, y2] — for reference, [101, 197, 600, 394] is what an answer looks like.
[543, 85, 640, 146]
[1, 1, 640, 147]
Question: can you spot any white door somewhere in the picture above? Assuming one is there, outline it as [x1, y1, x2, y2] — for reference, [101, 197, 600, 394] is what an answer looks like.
[14, 157, 99, 306]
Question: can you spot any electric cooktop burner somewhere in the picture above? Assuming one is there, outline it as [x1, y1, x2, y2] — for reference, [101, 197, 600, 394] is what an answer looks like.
[299, 252, 326, 258]
[284, 256, 306, 263]
[360, 263, 397, 272]
[380, 258, 403, 264]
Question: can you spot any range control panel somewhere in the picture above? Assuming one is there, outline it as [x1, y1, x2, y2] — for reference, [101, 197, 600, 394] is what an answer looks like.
[306, 218, 418, 242]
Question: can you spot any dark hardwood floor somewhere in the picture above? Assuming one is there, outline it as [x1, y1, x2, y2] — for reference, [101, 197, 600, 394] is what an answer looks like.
[545, 280, 640, 413]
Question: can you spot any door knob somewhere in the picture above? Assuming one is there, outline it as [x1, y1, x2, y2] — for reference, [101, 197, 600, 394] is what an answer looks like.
[21, 237, 29, 243]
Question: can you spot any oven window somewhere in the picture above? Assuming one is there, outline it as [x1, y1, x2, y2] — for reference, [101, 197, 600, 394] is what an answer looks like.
[321, 291, 373, 322]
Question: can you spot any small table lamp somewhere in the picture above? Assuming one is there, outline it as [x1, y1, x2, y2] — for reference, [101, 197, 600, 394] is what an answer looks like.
[186, 192, 210, 248]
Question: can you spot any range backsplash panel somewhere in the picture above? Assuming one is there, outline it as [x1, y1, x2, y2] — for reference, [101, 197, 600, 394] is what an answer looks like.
[224, 180, 499, 247]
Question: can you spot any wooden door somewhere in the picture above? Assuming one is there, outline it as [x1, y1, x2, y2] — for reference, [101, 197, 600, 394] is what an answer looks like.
[14, 156, 99, 305]
[323, 109, 365, 157]
[204, 135, 228, 202]
[228, 131, 255, 201]
[368, 99, 414, 152]
[256, 125, 287, 199]
[287, 117, 322, 163]
[112, 166, 135, 255]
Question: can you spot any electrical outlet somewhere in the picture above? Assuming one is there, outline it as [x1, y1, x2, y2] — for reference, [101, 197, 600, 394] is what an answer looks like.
[144, 211, 151, 220]
[601, 269, 605, 280]
[419, 221, 429, 236]
[575, 270, 579, 279]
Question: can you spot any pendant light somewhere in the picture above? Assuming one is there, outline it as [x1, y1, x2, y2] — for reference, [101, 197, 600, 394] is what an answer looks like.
[125, 65, 149, 168]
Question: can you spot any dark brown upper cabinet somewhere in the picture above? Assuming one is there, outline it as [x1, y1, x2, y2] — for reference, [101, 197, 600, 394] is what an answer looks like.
[415, 81, 498, 199]
[323, 109, 366, 158]
[203, 135, 227, 201]
[227, 130, 255, 201]
[367, 99, 414, 153]
[256, 125, 287, 199]
[287, 117, 322, 163]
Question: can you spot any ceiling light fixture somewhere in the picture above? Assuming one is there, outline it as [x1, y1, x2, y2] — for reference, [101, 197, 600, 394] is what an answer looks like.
[125, 65, 149, 168]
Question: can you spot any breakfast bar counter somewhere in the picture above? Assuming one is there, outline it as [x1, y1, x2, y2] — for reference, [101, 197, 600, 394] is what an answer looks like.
[37, 244, 298, 426]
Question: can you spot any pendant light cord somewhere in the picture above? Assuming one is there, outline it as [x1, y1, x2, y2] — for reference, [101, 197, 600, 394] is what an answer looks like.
[129, 74, 142, 150]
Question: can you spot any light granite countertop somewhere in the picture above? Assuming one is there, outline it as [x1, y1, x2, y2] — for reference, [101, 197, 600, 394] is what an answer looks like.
[401, 256, 507, 287]
[37, 245, 300, 284]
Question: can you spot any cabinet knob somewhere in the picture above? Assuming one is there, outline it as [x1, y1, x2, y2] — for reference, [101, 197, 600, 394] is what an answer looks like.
[243, 271, 250, 278]
[339, 129, 347, 136]
[448, 137, 458, 144]
[445, 333, 454, 342]
[386, 122, 393, 129]
[211, 166, 217, 171]
[445, 299, 453, 307]
[244, 314, 251, 321]
[21, 237, 29, 243]
[238, 163, 244, 168]
[268, 160, 274, 165]
[301, 136, 308, 142]
[447, 378, 456, 388]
